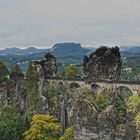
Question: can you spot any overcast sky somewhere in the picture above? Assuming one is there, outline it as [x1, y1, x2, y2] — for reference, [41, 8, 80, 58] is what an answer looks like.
[0, 0, 140, 49]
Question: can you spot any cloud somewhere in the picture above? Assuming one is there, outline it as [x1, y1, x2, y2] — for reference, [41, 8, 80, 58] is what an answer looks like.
[0, 0, 140, 48]
[26, 0, 140, 20]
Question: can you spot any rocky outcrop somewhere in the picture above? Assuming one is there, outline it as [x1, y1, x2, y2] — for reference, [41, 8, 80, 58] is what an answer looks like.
[31, 52, 57, 78]
[5, 65, 25, 114]
[72, 100, 127, 140]
[0, 63, 23, 107]
[10, 65, 24, 103]
[30, 61, 49, 114]
[40, 52, 57, 77]
[97, 105, 119, 140]
[25, 52, 57, 114]
[125, 112, 137, 139]
[83, 46, 121, 80]
[66, 88, 129, 140]
[73, 98, 99, 140]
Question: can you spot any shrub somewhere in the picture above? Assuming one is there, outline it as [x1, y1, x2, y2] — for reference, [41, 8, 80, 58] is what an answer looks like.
[60, 127, 74, 140]
[23, 114, 60, 140]
[95, 92, 111, 110]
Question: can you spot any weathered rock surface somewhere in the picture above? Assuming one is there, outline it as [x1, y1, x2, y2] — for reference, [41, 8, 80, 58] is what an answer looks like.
[8, 67, 25, 114]
[31, 52, 57, 78]
[40, 52, 57, 77]
[83, 46, 121, 80]
[125, 112, 137, 140]
[31, 61, 50, 114]
[97, 105, 119, 140]
[73, 98, 99, 140]
[66, 88, 129, 140]
[24, 52, 57, 114]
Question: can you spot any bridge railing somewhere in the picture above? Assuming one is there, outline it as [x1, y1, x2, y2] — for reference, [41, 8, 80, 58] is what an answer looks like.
[46, 76, 140, 85]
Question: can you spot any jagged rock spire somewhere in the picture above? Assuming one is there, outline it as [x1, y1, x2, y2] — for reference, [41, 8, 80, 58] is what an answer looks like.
[83, 46, 122, 80]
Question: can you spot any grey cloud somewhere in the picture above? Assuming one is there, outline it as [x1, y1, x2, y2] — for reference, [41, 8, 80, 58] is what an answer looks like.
[0, 0, 140, 48]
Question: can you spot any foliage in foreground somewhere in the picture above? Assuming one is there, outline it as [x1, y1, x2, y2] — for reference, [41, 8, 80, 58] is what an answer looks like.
[127, 93, 140, 139]
[95, 92, 111, 110]
[24, 64, 38, 110]
[59, 127, 74, 140]
[127, 93, 140, 114]
[66, 65, 78, 78]
[23, 114, 60, 140]
[115, 100, 126, 117]
[0, 105, 26, 140]
[135, 112, 140, 139]
[0, 61, 9, 81]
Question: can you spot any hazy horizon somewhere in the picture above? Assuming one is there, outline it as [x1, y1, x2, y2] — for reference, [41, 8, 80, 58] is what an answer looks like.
[0, 42, 139, 51]
[1, 0, 140, 48]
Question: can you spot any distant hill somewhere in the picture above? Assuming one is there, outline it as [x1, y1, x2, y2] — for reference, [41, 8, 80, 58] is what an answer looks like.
[49, 43, 90, 66]
[0, 47, 47, 55]
[1, 43, 140, 72]
[0, 47, 21, 55]
[3, 43, 140, 72]
[124, 46, 140, 53]
[51, 43, 89, 56]
[0, 43, 90, 71]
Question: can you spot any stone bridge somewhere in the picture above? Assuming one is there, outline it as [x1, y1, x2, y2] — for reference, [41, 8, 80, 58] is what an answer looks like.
[46, 77, 140, 94]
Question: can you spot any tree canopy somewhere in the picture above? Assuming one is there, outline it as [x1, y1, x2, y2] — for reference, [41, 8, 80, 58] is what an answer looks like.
[0, 61, 9, 81]
[23, 114, 60, 140]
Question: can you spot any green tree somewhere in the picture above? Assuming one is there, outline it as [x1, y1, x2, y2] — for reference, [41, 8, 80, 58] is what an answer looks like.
[58, 67, 67, 78]
[95, 92, 111, 110]
[23, 114, 60, 140]
[66, 65, 78, 78]
[59, 127, 74, 140]
[127, 93, 140, 114]
[135, 112, 140, 139]
[0, 61, 9, 81]
[24, 64, 38, 110]
[115, 100, 126, 117]
[11, 64, 22, 74]
[0, 105, 26, 140]
[47, 85, 58, 115]
[127, 93, 140, 139]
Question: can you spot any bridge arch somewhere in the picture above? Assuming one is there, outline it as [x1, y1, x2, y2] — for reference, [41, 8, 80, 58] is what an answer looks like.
[69, 82, 81, 89]
[58, 82, 64, 90]
[44, 80, 50, 89]
[51, 80, 57, 86]
[91, 83, 102, 93]
[58, 81, 63, 86]
[41, 80, 50, 97]
[117, 86, 133, 99]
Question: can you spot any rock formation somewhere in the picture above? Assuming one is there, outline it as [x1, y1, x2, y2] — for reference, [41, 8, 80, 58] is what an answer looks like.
[23, 53, 57, 114]
[31, 52, 57, 78]
[69, 88, 130, 140]
[83, 46, 122, 80]
[73, 98, 99, 140]
[1, 47, 138, 140]
[97, 105, 119, 139]
[40, 52, 57, 77]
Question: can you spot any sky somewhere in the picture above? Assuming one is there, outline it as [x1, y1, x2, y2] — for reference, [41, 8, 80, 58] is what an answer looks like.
[0, 0, 140, 49]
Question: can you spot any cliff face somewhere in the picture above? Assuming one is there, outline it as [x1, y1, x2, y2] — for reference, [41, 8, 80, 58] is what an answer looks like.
[40, 52, 57, 77]
[73, 104, 119, 140]
[28, 52, 57, 114]
[83, 46, 122, 80]
[64, 87, 136, 140]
